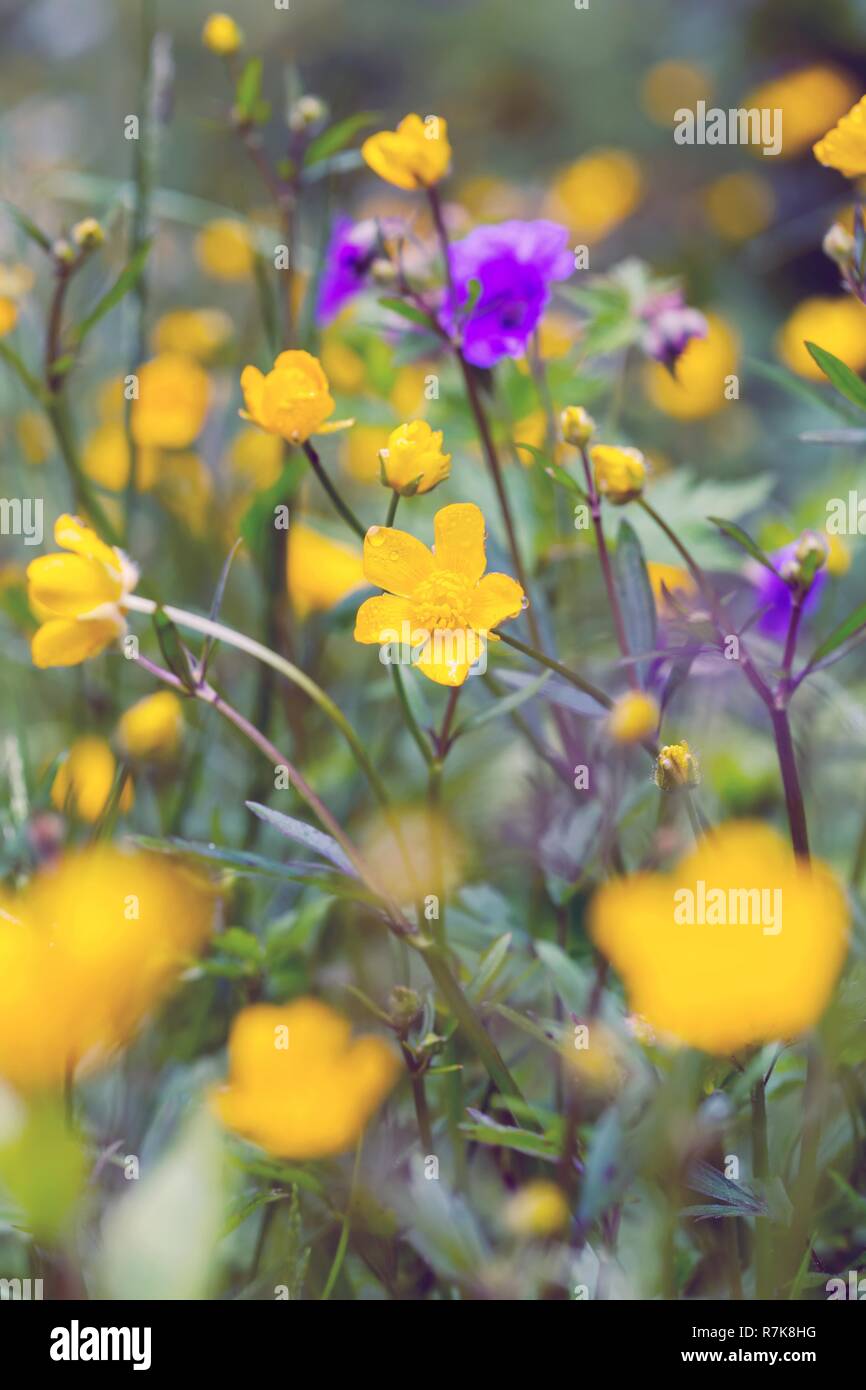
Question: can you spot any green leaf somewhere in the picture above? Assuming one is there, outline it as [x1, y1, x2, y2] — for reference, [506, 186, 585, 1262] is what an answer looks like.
[748, 356, 863, 423]
[806, 599, 866, 668]
[4, 200, 52, 252]
[805, 341, 866, 413]
[534, 940, 589, 1013]
[236, 58, 263, 120]
[454, 670, 551, 736]
[614, 518, 657, 686]
[0, 342, 47, 402]
[707, 516, 778, 575]
[467, 932, 512, 1003]
[72, 240, 151, 345]
[377, 296, 436, 330]
[303, 112, 379, 168]
[245, 802, 358, 877]
[152, 608, 197, 692]
[135, 836, 380, 905]
[459, 1116, 558, 1160]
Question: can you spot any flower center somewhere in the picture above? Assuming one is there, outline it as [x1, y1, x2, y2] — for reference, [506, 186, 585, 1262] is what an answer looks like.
[412, 570, 473, 631]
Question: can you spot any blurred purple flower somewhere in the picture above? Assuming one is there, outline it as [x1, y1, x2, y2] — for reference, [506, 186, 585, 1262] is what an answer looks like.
[746, 542, 827, 641]
[440, 219, 573, 367]
[316, 217, 383, 325]
[640, 290, 707, 373]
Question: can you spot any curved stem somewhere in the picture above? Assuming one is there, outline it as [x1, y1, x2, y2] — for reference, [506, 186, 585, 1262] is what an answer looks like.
[497, 628, 612, 710]
[303, 441, 365, 539]
[320, 1133, 363, 1300]
[579, 447, 637, 689]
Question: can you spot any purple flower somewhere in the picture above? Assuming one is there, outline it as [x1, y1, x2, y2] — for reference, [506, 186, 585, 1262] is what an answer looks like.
[747, 542, 827, 641]
[316, 217, 382, 325]
[640, 290, 707, 373]
[440, 219, 573, 367]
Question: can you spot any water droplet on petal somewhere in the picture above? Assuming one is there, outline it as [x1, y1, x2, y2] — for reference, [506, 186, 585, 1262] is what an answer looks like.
[520, 594, 530, 610]
[367, 526, 385, 548]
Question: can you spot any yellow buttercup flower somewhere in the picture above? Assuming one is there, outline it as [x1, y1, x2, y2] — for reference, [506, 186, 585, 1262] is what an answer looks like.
[361, 114, 451, 191]
[118, 692, 184, 760]
[814, 93, 866, 176]
[153, 307, 233, 361]
[0, 297, 18, 336]
[776, 296, 866, 380]
[647, 562, 698, 618]
[82, 423, 159, 493]
[228, 426, 284, 491]
[358, 804, 464, 902]
[354, 502, 525, 687]
[379, 420, 451, 495]
[202, 12, 243, 55]
[608, 691, 659, 744]
[195, 218, 255, 281]
[644, 312, 739, 420]
[51, 737, 133, 823]
[641, 60, 712, 126]
[548, 149, 642, 241]
[132, 354, 210, 449]
[654, 740, 700, 791]
[210, 999, 399, 1159]
[591, 445, 646, 504]
[0, 847, 216, 1091]
[589, 822, 849, 1054]
[240, 350, 352, 446]
[26, 514, 139, 669]
[503, 1181, 569, 1239]
[562, 1021, 629, 1103]
[287, 523, 365, 619]
[746, 66, 858, 159]
[703, 173, 775, 242]
[824, 532, 851, 577]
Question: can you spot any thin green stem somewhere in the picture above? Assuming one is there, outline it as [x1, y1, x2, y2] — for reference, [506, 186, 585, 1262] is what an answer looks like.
[385, 490, 400, 527]
[320, 1134, 363, 1300]
[303, 441, 365, 539]
[390, 664, 435, 767]
[751, 1078, 772, 1299]
[579, 446, 637, 689]
[497, 628, 612, 710]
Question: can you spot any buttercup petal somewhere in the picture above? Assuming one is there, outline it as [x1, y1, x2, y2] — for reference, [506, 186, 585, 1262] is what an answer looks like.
[362, 525, 435, 597]
[469, 571, 525, 632]
[353, 593, 414, 645]
[31, 617, 122, 668]
[433, 502, 486, 583]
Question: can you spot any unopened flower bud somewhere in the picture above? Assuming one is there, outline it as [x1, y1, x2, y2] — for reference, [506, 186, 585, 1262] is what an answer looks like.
[608, 690, 659, 744]
[71, 218, 105, 250]
[51, 238, 76, 265]
[654, 740, 700, 791]
[822, 222, 855, 266]
[591, 444, 647, 505]
[370, 256, 397, 287]
[288, 95, 329, 133]
[560, 405, 595, 447]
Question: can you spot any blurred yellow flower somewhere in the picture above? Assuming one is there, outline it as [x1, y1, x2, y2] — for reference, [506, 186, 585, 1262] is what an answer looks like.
[354, 502, 524, 686]
[647, 561, 698, 617]
[118, 692, 184, 760]
[703, 172, 775, 242]
[380, 420, 451, 495]
[51, 737, 133, 823]
[71, 217, 104, 249]
[654, 740, 700, 791]
[229, 426, 284, 491]
[240, 350, 351, 446]
[155, 452, 214, 531]
[589, 822, 849, 1054]
[362, 114, 451, 191]
[743, 65, 859, 159]
[341, 422, 391, 483]
[644, 312, 739, 420]
[824, 531, 851, 577]
[561, 405, 596, 447]
[16, 411, 52, 466]
[503, 1181, 569, 1238]
[641, 60, 712, 126]
[562, 1020, 629, 1103]
[132, 354, 210, 449]
[202, 12, 243, 55]
[287, 523, 365, 619]
[776, 296, 866, 380]
[82, 423, 158, 492]
[26, 514, 139, 668]
[358, 804, 464, 902]
[591, 444, 646, 504]
[608, 690, 659, 744]
[153, 307, 233, 361]
[0, 297, 18, 336]
[390, 363, 432, 419]
[548, 149, 642, 241]
[320, 332, 367, 394]
[195, 218, 255, 281]
[0, 262, 34, 299]
[0, 847, 216, 1090]
[210, 999, 399, 1159]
